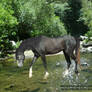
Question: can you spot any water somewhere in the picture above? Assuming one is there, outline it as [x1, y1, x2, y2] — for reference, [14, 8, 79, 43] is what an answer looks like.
[0, 53, 92, 92]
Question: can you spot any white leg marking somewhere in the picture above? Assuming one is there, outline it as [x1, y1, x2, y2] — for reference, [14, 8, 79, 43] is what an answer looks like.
[17, 60, 23, 67]
[44, 72, 49, 79]
[63, 69, 69, 77]
[29, 67, 32, 78]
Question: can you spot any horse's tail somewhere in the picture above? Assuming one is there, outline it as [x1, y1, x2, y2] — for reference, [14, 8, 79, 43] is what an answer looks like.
[75, 37, 82, 70]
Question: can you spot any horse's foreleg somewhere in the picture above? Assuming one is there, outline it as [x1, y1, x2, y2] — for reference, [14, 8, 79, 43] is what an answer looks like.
[29, 56, 38, 78]
[41, 55, 49, 79]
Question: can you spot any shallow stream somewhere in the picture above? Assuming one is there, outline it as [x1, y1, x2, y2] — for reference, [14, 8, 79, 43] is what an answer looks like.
[0, 53, 92, 92]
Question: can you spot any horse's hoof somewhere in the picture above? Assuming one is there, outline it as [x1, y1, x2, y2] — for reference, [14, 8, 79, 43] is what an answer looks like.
[43, 77, 47, 80]
[29, 74, 32, 78]
[76, 72, 80, 76]
[43, 72, 49, 79]
[75, 70, 78, 74]
[63, 69, 69, 77]
[43, 75, 49, 80]
[43, 76, 49, 80]
[75, 71, 80, 76]
[29, 75, 32, 78]
[77, 72, 80, 76]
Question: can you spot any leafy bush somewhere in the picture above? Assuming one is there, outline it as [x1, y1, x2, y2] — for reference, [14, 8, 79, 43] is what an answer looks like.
[14, 0, 67, 37]
[0, 0, 18, 57]
[79, 0, 92, 38]
[0, 0, 67, 57]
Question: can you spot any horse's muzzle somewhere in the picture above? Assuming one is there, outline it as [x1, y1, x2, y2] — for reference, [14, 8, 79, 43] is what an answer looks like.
[17, 60, 23, 68]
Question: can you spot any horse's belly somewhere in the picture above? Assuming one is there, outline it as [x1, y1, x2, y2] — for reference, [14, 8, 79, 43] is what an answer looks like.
[44, 40, 64, 54]
[45, 47, 63, 54]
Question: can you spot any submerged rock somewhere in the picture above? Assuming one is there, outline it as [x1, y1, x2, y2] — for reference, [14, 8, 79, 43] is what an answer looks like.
[80, 42, 92, 53]
[5, 84, 15, 90]
[56, 62, 61, 67]
[81, 62, 89, 67]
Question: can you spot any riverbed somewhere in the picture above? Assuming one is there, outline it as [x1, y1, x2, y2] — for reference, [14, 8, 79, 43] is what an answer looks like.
[0, 53, 92, 92]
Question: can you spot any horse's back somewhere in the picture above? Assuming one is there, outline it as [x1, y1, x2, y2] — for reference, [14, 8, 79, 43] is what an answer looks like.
[19, 35, 77, 55]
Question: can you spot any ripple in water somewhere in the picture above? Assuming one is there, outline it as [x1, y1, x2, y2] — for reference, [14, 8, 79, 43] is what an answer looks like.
[62, 60, 88, 85]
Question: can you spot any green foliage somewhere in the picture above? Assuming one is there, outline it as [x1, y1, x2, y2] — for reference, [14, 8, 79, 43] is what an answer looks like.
[14, 0, 67, 38]
[53, 2, 70, 21]
[31, 2, 67, 37]
[0, 0, 18, 57]
[13, 40, 21, 49]
[1, 0, 92, 57]
[63, 0, 83, 35]
[79, 0, 92, 38]
[0, 0, 67, 57]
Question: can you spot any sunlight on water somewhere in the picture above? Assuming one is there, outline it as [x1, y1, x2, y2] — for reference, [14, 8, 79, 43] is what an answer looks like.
[61, 59, 89, 85]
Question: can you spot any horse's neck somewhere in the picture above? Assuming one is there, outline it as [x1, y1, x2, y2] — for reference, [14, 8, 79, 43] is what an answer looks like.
[17, 47, 24, 54]
[18, 44, 27, 54]
[19, 43, 32, 53]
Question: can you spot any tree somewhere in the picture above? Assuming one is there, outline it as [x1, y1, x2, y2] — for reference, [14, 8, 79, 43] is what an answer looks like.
[0, 0, 18, 57]
[13, 0, 67, 38]
[61, 0, 88, 36]
[0, 0, 67, 57]
[79, 0, 92, 39]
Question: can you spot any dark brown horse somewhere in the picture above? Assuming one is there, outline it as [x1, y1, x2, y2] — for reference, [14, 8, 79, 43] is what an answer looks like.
[16, 35, 81, 79]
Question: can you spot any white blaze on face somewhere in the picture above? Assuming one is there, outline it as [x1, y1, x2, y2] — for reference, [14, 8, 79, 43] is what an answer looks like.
[29, 67, 32, 78]
[17, 60, 23, 67]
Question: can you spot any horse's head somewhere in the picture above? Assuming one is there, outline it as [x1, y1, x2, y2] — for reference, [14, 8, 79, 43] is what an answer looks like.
[16, 52, 25, 68]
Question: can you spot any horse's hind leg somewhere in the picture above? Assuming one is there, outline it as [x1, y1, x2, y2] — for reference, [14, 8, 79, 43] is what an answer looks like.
[71, 53, 79, 74]
[63, 50, 71, 76]
[63, 50, 71, 70]
[41, 55, 49, 79]
[29, 55, 39, 78]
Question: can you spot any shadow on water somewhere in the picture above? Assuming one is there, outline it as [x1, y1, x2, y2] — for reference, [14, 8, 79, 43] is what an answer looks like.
[0, 53, 92, 92]
[38, 81, 48, 85]
[21, 88, 40, 92]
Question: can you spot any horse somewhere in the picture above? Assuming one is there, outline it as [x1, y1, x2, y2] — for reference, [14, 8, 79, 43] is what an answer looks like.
[15, 35, 81, 79]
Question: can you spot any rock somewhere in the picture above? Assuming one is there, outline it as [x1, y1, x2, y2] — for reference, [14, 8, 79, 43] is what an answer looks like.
[81, 62, 89, 67]
[56, 62, 61, 66]
[5, 84, 15, 90]
[87, 47, 92, 52]
[80, 48, 87, 53]
[80, 35, 88, 40]
[80, 36, 92, 53]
